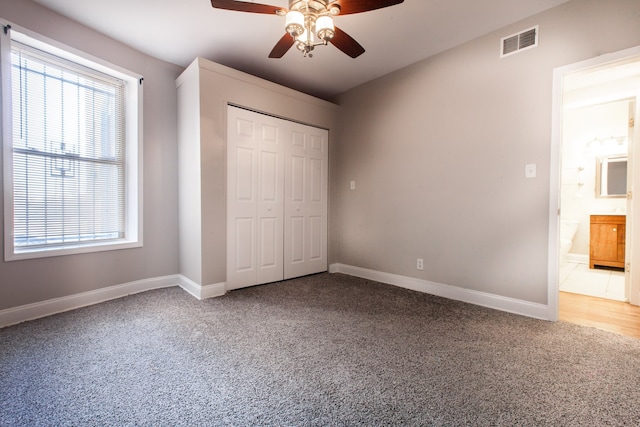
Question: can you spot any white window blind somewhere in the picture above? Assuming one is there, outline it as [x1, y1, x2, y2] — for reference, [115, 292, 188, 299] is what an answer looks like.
[10, 40, 126, 250]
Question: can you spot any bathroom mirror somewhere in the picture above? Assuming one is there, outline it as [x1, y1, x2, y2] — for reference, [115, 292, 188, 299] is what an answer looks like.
[596, 154, 627, 198]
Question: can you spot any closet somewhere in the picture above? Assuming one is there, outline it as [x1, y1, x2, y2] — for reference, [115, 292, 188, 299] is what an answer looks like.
[226, 106, 328, 290]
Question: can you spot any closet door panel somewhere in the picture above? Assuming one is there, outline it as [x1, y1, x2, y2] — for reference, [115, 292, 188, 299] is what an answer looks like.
[235, 148, 254, 200]
[227, 113, 259, 288]
[309, 215, 323, 261]
[227, 107, 284, 289]
[256, 132, 283, 284]
[284, 126, 328, 280]
[258, 216, 280, 283]
[259, 218, 277, 267]
[302, 129, 328, 276]
[234, 218, 255, 271]
[290, 216, 305, 264]
[310, 157, 323, 202]
[260, 151, 278, 201]
[291, 155, 305, 202]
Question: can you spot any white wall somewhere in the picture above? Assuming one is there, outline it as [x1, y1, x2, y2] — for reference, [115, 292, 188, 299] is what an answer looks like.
[331, 0, 640, 306]
[0, 0, 183, 310]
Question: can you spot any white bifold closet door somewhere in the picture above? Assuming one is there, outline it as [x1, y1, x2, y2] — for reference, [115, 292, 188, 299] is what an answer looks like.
[227, 106, 328, 290]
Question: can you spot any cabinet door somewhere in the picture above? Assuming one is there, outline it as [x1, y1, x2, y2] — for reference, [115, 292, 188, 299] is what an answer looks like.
[617, 224, 626, 263]
[590, 223, 619, 263]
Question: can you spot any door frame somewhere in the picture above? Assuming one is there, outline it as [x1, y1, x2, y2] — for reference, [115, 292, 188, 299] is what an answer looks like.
[549, 45, 640, 321]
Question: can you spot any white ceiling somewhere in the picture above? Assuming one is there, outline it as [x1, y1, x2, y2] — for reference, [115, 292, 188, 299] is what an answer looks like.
[32, 0, 570, 100]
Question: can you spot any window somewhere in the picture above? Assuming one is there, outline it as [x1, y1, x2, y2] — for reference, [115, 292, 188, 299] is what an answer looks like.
[2, 23, 142, 260]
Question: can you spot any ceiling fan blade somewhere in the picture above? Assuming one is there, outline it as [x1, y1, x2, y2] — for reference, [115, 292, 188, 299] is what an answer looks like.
[332, 0, 404, 15]
[269, 33, 295, 58]
[211, 0, 285, 15]
[330, 27, 365, 58]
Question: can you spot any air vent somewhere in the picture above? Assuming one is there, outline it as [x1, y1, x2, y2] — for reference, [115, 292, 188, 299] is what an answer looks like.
[501, 26, 538, 58]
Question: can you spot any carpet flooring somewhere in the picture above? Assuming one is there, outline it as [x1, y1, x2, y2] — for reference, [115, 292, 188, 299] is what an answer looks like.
[1, 272, 640, 426]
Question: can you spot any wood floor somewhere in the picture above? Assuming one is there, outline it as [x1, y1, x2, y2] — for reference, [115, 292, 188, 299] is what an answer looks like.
[559, 291, 640, 339]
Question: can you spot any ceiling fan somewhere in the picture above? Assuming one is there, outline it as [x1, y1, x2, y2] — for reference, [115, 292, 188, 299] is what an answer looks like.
[210, 0, 404, 58]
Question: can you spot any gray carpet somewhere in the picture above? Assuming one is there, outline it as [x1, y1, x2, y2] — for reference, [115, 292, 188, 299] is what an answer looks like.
[1, 273, 640, 426]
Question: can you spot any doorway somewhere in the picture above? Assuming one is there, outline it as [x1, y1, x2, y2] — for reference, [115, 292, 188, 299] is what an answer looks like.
[550, 46, 640, 323]
[559, 99, 632, 301]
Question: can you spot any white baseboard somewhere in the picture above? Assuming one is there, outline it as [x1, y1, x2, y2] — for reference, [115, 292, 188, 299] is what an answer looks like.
[1, 265, 551, 328]
[329, 263, 552, 321]
[178, 276, 226, 300]
[0, 274, 226, 328]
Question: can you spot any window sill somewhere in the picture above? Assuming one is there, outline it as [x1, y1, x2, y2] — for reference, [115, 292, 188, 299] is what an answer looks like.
[5, 239, 143, 261]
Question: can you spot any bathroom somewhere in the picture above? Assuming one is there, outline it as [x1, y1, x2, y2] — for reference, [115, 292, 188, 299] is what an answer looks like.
[559, 98, 630, 301]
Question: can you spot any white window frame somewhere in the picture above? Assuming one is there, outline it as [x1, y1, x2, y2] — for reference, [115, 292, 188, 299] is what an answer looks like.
[1, 20, 143, 261]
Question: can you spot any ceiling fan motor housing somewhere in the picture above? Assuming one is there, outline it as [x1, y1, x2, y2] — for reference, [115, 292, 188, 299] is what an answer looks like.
[286, 0, 338, 51]
[289, 1, 341, 16]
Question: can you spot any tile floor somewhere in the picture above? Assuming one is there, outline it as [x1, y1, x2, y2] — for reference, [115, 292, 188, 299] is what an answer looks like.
[559, 262, 626, 301]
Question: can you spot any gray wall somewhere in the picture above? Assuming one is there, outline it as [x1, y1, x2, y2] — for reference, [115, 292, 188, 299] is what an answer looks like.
[0, 0, 183, 310]
[330, 0, 640, 304]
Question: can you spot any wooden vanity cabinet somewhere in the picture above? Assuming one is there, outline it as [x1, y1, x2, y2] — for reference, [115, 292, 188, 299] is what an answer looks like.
[590, 215, 626, 269]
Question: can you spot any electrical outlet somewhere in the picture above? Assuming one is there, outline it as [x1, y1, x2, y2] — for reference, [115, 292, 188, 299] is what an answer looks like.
[417, 258, 424, 270]
[525, 163, 537, 178]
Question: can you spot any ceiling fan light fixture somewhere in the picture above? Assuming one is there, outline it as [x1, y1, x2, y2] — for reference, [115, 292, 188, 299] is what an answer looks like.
[296, 27, 314, 45]
[315, 15, 335, 42]
[285, 11, 305, 37]
[295, 27, 316, 57]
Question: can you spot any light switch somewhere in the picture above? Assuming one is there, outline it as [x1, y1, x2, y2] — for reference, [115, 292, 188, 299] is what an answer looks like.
[525, 164, 537, 179]
[350, 180, 356, 190]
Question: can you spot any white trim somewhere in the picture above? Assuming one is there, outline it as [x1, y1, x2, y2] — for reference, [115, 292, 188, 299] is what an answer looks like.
[178, 275, 226, 300]
[176, 57, 338, 112]
[330, 263, 552, 321]
[0, 274, 226, 328]
[0, 275, 179, 328]
[2, 20, 15, 265]
[547, 60, 563, 322]
[4, 20, 141, 84]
